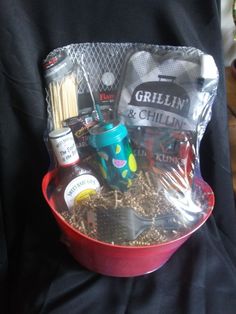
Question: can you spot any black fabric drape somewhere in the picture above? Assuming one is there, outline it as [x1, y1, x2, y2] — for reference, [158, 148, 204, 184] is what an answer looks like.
[0, 0, 236, 313]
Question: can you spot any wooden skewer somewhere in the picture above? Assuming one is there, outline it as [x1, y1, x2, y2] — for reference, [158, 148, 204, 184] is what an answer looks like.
[48, 74, 79, 130]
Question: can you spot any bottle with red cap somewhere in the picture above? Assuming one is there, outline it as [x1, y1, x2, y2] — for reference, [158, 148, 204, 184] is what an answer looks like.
[49, 127, 100, 212]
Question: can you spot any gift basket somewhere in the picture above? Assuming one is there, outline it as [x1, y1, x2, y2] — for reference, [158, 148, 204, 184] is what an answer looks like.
[42, 43, 218, 276]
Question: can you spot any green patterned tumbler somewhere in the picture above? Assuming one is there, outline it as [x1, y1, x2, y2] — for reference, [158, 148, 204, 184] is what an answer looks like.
[89, 121, 137, 191]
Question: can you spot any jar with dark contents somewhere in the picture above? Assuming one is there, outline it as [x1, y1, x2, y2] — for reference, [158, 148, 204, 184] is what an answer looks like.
[63, 114, 96, 160]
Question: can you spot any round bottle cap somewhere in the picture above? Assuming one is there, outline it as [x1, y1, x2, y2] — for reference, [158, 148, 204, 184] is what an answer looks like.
[49, 127, 71, 139]
[43, 51, 74, 84]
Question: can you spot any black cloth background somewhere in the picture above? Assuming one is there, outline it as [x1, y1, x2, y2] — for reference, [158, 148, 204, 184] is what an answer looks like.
[0, 0, 236, 313]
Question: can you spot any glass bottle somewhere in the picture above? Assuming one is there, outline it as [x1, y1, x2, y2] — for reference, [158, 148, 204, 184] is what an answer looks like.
[49, 127, 100, 212]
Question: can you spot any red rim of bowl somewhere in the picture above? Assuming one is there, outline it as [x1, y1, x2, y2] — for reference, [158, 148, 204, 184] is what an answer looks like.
[42, 170, 215, 250]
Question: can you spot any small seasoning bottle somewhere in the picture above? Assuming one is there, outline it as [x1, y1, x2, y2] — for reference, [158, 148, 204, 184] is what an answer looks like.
[49, 127, 100, 212]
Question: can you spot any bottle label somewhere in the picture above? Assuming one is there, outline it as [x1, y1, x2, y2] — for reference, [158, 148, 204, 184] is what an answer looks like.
[50, 128, 79, 166]
[64, 174, 100, 210]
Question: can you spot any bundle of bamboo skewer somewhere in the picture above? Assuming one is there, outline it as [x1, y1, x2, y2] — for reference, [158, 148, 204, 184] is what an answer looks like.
[44, 51, 79, 130]
[48, 73, 78, 129]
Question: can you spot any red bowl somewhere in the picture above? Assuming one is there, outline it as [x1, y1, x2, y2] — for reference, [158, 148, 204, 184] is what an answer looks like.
[42, 170, 214, 277]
